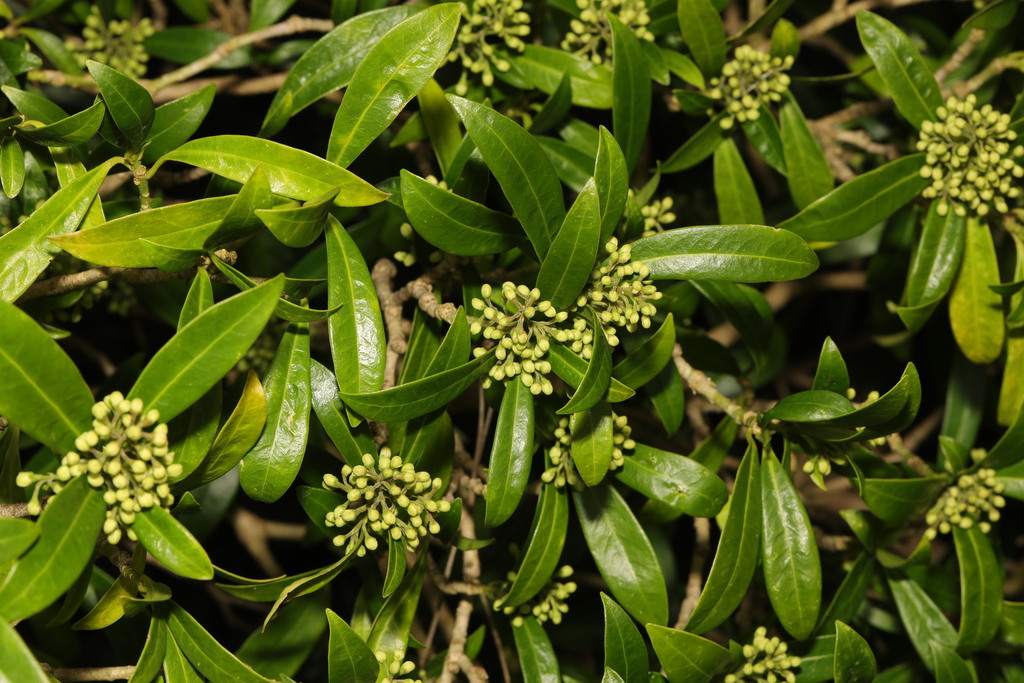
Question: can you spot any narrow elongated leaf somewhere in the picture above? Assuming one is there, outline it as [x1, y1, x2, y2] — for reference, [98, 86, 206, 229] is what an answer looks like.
[0, 618, 50, 683]
[813, 337, 850, 394]
[328, 4, 459, 167]
[558, 311, 612, 415]
[142, 84, 215, 165]
[833, 621, 876, 683]
[0, 477, 106, 622]
[631, 225, 819, 282]
[954, 526, 1002, 652]
[548, 343, 635, 402]
[449, 96, 565, 258]
[950, 216, 1004, 364]
[742, 107, 787, 174]
[609, 14, 651, 173]
[887, 573, 957, 670]
[677, 0, 727, 76]
[502, 484, 569, 607]
[602, 594, 647, 683]
[861, 476, 947, 522]
[127, 616, 169, 683]
[240, 323, 311, 503]
[646, 624, 734, 683]
[133, 506, 214, 580]
[930, 644, 977, 683]
[538, 179, 602, 309]
[612, 313, 675, 389]
[513, 617, 561, 683]
[400, 170, 522, 255]
[418, 78, 462, 173]
[713, 139, 764, 225]
[571, 402, 614, 487]
[485, 381, 535, 527]
[0, 301, 93, 453]
[257, 189, 336, 248]
[16, 100, 105, 146]
[0, 136, 24, 198]
[595, 127, 629, 242]
[514, 45, 613, 108]
[856, 12, 942, 128]
[899, 199, 966, 331]
[685, 444, 761, 633]
[160, 136, 388, 206]
[761, 450, 821, 639]
[165, 603, 278, 683]
[780, 98, 833, 209]
[87, 60, 154, 148]
[662, 113, 728, 173]
[210, 258, 338, 323]
[129, 277, 284, 422]
[309, 361, 375, 465]
[326, 609, 379, 683]
[0, 518, 39, 564]
[574, 484, 668, 625]
[367, 553, 426, 655]
[616, 443, 727, 517]
[778, 155, 930, 241]
[817, 554, 876, 632]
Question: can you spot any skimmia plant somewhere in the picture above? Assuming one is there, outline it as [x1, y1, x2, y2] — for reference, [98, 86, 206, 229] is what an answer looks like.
[1, 0, 1023, 682]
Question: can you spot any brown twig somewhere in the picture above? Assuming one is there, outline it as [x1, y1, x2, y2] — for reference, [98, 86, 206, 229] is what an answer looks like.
[673, 344, 762, 437]
[797, 0, 932, 40]
[18, 265, 198, 302]
[232, 507, 307, 577]
[0, 502, 31, 517]
[675, 516, 711, 630]
[41, 665, 135, 682]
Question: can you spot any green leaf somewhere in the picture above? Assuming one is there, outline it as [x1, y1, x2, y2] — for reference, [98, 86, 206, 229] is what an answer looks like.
[713, 138, 764, 225]
[502, 484, 568, 607]
[813, 337, 850, 394]
[160, 136, 388, 206]
[133, 505, 214, 580]
[602, 593, 648, 683]
[236, 592, 326, 680]
[663, 49, 705, 88]
[260, 7, 418, 136]
[571, 402, 614, 487]
[0, 618, 50, 683]
[165, 603, 278, 683]
[127, 616, 169, 683]
[685, 443, 761, 633]
[764, 390, 855, 423]
[986, 399, 1024, 470]
[326, 216, 386, 396]
[833, 621, 877, 683]
[736, 0, 797, 39]
[898, 199, 967, 331]
[817, 554, 876, 633]
[367, 553, 426, 655]
[861, 476, 947, 522]
[257, 189, 336, 248]
[328, 4, 459, 167]
[558, 310, 613, 415]
[761, 449, 822, 639]
[616, 443, 727, 518]
[164, 630, 205, 682]
[400, 170, 523, 255]
[612, 314, 676, 389]
[0, 517, 39, 564]
[780, 97, 833, 209]
[129, 277, 283, 422]
[631, 225, 819, 282]
[886, 573, 957, 670]
[855, 11, 942, 129]
[203, 166, 275, 248]
[677, 0, 727, 76]
[646, 624, 734, 683]
[0, 158, 114, 302]
[950, 216, 1004, 364]
[0, 135, 23, 198]
[448, 96, 565, 258]
[530, 72, 574, 135]
[742, 107, 787, 175]
[548, 343, 635, 403]
[513, 45, 613, 109]
[16, 100, 105, 146]
[239, 323, 311, 503]
[513, 616, 561, 683]
[538, 178, 602, 309]
[210, 257, 339, 323]
[930, 644, 977, 683]
[953, 526, 1002, 652]
[339, 351, 496, 422]
[609, 13, 651, 173]
[574, 483, 669, 626]
[142, 84, 215, 165]
[310, 361, 375, 466]
[594, 127, 629, 242]
[382, 537, 406, 598]
[326, 609, 379, 683]
[0, 301, 93, 453]
[86, 60, 155, 149]
[778, 155, 930, 241]
[485, 380, 535, 527]
[0, 477, 106, 622]
[418, 78, 462, 173]
[661, 113, 728, 173]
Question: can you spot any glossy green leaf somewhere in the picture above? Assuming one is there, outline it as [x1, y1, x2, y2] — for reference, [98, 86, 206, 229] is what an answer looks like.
[609, 13, 651, 173]
[886, 573, 957, 670]
[861, 474, 947, 523]
[367, 553, 426, 654]
[240, 323, 310, 503]
[449, 96, 565, 258]
[513, 616, 561, 683]
[686, 443, 761, 633]
[813, 337, 850, 394]
[559, 310, 612, 415]
[513, 45, 613, 109]
[127, 616, 169, 683]
[16, 100, 104, 146]
[160, 136, 388, 206]
[382, 536, 406, 598]
[538, 178, 602, 309]
[646, 624, 734, 683]
[129, 277, 283, 422]
[856, 11, 942, 129]
[0, 477, 106, 622]
[594, 126, 629, 242]
[0, 158, 114, 302]
[502, 483, 568, 607]
[677, 0, 726, 76]
[258, 189, 336, 248]
[210, 258, 338, 323]
[661, 113, 728, 172]
[0, 518, 39, 564]
[713, 138, 764, 225]
[133, 505, 214, 580]
[742, 107, 787, 175]
[417, 78, 461, 173]
[778, 155, 929, 241]
[571, 402, 614, 487]
[485, 380, 535, 527]
[780, 97, 833, 209]
[602, 594, 647, 683]
[548, 343, 635, 403]
[236, 592, 327, 680]
[930, 644, 977, 683]
[897, 199, 966, 331]
[631, 225, 819, 282]
[530, 71, 573, 135]
[165, 602, 278, 683]
[326, 609, 379, 683]
[310, 361, 375, 465]
[616, 443, 727, 518]
[326, 216, 386, 396]
[574, 483, 668, 625]
[142, 84, 215, 165]
[817, 554, 876, 633]
[761, 449, 821, 639]
[764, 390, 855, 424]
[950, 216, 1004, 364]
[203, 165, 275, 248]
[954, 525, 1002, 652]
[328, 4, 459, 167]
[0, 301, 93, 453]
[164, 632, 204, 683]
[400, 170, 522, 255]
[985, 399, 1024, 470]
[833, 621, 876, 683]
[612, 313, 676, 389]
[0, 136, 23, 198]
[339, 351, 495, 422]
[645, 361, 686, 437]
[0, 618, 50, 683]
[87, 60, 154, 148]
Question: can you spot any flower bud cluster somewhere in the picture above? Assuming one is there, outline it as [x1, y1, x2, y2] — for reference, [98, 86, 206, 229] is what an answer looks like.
[917, 95, 1023, 217]
[494, 565, 577, 626]
[72, 6, 154, 78]
[449, 0, 531, 94]
[924, 468, 1005, 539]
[561, 0, 654, 65]
[541, 413, 635, 488]
[577, 238, 662, 343]
[640, 196, 677, 237]
[17, 392, 180, 545]
[375, 649, 421, 683]
[322, 448, 450, 557]
[707, 46, 793, 130]
[724, 627, 801, 683]
[471, 282, 578, 395]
